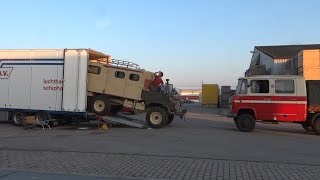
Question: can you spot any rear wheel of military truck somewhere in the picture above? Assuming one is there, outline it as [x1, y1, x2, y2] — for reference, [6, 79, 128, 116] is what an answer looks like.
[146, 106, 168, 128]
[90, 95, 111, 116]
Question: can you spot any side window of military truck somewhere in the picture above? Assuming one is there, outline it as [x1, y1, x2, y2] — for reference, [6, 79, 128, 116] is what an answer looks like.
[88, 65, 101, 74]
[115, 71, 125, 78]
[129, 74, 140, 81]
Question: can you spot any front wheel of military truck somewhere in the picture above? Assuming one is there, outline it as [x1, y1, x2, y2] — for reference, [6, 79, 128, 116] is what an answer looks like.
[146, 106, 168, 128]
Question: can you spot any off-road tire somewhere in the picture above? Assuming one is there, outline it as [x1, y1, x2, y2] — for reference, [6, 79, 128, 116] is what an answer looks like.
[235, 114, 256, 132]
[146, 107, 168, 128]
[90, 96, 111, 115]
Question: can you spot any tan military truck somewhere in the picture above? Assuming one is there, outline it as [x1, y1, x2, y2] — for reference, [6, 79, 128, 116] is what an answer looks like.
[87, 59, 186, 128]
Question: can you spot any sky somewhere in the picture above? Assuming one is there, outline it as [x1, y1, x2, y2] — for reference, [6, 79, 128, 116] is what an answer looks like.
[0, 0, 320, 88]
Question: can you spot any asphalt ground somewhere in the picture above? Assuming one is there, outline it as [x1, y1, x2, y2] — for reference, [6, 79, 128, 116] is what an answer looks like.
[0, 103, 319, 179]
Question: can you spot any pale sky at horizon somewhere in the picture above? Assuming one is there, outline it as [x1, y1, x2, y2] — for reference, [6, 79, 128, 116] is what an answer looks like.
[0, 0, 320, 88]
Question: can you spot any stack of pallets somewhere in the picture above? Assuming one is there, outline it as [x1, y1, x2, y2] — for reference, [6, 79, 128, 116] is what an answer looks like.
[220, 86, 235, 108]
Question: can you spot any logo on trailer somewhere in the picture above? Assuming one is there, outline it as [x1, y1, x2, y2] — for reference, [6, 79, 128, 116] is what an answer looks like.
[0, 67, 13, 79]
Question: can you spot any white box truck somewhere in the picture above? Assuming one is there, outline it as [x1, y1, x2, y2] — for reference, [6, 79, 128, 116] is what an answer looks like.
[0, 49, 110, 125]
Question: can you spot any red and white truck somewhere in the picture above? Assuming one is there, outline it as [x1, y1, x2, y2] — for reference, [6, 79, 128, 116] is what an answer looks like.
[229, 75, 320, 134]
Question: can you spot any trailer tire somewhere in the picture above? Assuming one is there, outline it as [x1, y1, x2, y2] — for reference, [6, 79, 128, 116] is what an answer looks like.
[11, 111, 24, 126]
[146, 107, 168, 128]
[35, 111, 51, 122]
[91, 96, 111, 115]
[312, 117, 320, 135]
[235, 114, 255, 132]
[166, 114, 174, 125]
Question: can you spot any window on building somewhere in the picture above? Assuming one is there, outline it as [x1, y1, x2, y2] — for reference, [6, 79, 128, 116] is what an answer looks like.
[115, 71, 125, 78]
[251, 80, 269, 93]
[275, 80, 295, 94]
[88, 65, 101, 74]
[129, 74, 140, 81]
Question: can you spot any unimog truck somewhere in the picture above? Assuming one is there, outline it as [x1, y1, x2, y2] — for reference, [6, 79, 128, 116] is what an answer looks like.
[87, 59, 187, 128]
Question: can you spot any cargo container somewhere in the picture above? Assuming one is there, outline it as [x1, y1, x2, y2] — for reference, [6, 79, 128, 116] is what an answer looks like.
[0, 49, 110, 125]
[201, 84, 219, 106]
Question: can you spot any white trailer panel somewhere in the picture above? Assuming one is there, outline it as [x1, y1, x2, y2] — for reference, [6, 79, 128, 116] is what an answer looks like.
[0, 48, 109, 115]
[8, 50, 32, 109]
[62, 50, 80, 112]
[0, 51, 10, 108]
[77, 50, 88, 112]
[29, 49, 64, 111]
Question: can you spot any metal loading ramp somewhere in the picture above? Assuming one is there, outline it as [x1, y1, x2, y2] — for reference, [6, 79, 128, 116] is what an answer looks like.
[96, 114, 148, 129]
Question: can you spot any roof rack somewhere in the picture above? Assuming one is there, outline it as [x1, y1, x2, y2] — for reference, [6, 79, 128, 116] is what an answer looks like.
[110, 59, 140, 69]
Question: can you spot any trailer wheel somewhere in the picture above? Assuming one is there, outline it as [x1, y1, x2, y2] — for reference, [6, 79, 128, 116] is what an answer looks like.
[312, 117, 320, 135]
[11, 111, 24, 126]
[235, 114, 256, 132]
[146, 107, 168, 128]
[91, 96, 111, 115]
[35, 111, 51, 122]
[166, 114, 174, 125]
[302, 122, 313, 132]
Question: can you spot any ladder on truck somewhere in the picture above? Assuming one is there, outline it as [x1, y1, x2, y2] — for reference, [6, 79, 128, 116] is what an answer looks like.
[96, 114, 148, 129]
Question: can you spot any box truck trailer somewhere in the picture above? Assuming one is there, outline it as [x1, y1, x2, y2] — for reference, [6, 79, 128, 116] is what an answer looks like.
[0, 49, 109, 125]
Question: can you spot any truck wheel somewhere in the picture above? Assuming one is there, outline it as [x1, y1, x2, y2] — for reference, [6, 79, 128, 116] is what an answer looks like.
[146, 107, 168, 128]
[166, 114, 174, 125]
[235, 114, 256, 132]
[302, 122, 313, 132]
[91, 96, 111, 115]
[11, 111, 24, 126]
[312, 117, 320, 135]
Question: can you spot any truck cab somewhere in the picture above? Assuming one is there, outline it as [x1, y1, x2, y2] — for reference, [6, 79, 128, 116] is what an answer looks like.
[229, 75, 320, 133]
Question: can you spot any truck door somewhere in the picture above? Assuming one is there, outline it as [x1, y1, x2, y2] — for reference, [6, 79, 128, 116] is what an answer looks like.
[249, 79, 273, 120]
[123, 72, 142, 100]
[273, 79, 299, 121]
